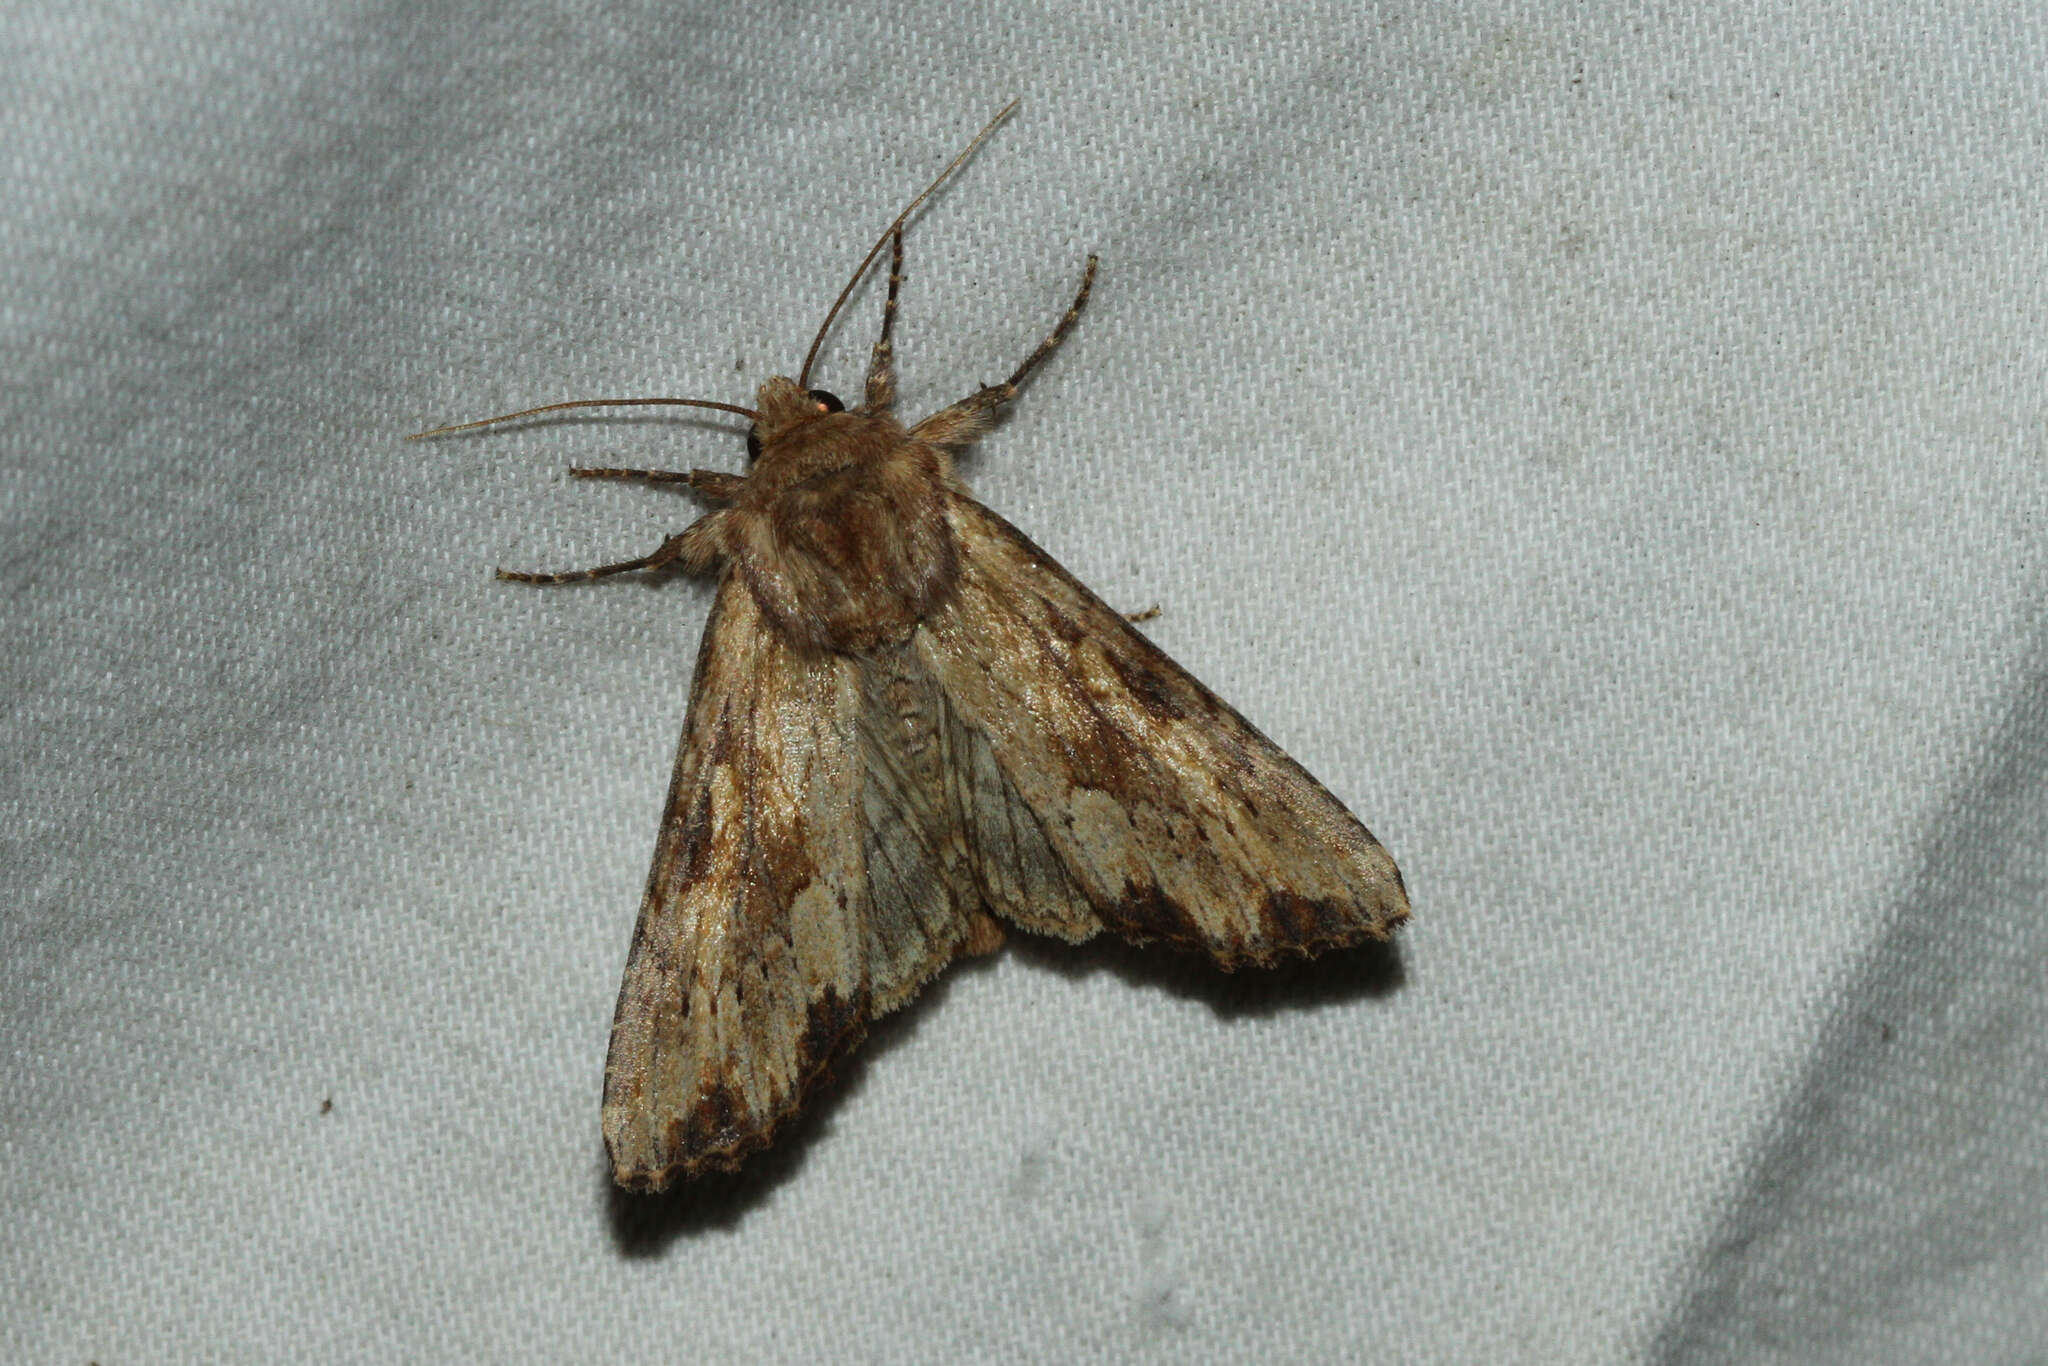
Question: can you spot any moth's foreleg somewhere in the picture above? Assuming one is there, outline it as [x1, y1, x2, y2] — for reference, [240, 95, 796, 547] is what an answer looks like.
[863, 227, 906, 413]
[1001, 253, 1096, 393]
[566, 466, 747, 503]
[908, 255, 1097, 448]
[496, 510, 726, 584]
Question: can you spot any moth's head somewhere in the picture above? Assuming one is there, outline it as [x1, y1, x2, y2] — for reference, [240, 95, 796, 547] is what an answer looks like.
[748, 376, 846, 461]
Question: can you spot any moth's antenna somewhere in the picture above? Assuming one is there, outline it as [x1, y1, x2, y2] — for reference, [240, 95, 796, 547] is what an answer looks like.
[797, 99, 1019, 390]
[408, 396, 760, 440]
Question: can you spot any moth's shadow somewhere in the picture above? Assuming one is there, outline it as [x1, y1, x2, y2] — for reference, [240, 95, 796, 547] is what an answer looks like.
[1009, 928, 1406, 1017]
[602, 929, 1403, 1252]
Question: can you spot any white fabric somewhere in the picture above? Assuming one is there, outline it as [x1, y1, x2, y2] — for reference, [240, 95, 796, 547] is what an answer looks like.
[6, 3, 2046, 1361]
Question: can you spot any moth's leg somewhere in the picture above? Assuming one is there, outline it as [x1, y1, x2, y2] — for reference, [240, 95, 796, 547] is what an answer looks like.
[567, 467, 746, 503]
[863, 227, 905, 412]
[998, 254, 1097, 394]
[909, 255, 1096, 447]
[496, 511, 726, 583]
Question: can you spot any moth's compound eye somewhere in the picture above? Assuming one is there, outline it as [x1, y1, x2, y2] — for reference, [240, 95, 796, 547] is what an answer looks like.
[746, 428, 762, 462]
[807, 389, 844, 413]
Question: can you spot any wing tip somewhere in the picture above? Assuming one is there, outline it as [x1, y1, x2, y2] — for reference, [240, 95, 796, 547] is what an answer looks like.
[604, 989, 870, 1193]
[1099, 877, 1409, 973]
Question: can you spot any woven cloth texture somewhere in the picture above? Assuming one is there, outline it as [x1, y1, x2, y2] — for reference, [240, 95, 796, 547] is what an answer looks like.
[5, 3, 2045, 1361]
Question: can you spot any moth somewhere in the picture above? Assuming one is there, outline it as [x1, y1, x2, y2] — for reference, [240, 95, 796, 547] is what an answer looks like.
[420, 106, 1409, 1192]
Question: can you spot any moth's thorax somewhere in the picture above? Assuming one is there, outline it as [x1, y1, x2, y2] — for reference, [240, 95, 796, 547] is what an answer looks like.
[727, 377, 960, 656]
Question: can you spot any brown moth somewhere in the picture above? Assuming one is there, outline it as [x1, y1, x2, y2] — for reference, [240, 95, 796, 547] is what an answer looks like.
[419, 105, 1409, 1192]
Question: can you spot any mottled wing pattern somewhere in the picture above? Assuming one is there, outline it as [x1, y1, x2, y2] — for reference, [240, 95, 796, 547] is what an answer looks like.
[602, 574, 871, 1191]
[917, 495, 1410, 967]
